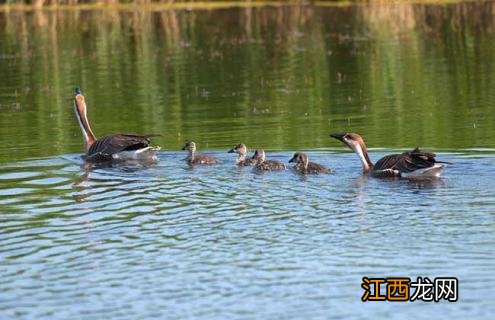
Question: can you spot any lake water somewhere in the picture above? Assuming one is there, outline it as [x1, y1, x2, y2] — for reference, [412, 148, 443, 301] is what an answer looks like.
[1, 2, 495, 319]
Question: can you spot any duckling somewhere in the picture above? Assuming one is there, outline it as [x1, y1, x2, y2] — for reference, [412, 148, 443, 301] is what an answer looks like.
[228, 143, 257, 166]
[289, 152, 331, 174]
[182, 141, 218, 165]
[252, 149, 286, 171]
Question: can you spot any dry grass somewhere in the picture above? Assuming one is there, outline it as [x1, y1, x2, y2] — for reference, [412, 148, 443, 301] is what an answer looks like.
[0, 0, 486, 12]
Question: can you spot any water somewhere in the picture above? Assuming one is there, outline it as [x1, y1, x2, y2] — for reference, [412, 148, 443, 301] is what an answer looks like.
[1, 2, 495, 319]
[1, 2, 495, 162]
[1, 151, 494, 318]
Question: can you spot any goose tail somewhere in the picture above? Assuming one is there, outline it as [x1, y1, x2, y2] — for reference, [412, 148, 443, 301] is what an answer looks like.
[402, 164, 445, 179]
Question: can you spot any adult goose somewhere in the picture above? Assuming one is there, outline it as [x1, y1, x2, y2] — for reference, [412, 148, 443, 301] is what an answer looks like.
[330, 132, 448, 178]
[73, 88, 160, 162]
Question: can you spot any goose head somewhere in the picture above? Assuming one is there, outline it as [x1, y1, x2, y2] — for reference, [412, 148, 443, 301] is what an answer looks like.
[73, 87, 96, 152]
[289, 152, 309, 169]
[330, 132, 372, 172]
[252, 149, 266, 163]
[228, 143, 247, 156]
[330, 133, 365, 151]
[182, 141, 197, 153]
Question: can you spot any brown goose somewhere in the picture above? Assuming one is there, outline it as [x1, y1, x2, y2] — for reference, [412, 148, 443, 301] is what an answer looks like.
[73, 88, 160, 162]
[252, 149, 286, 171]
[289, 152, 331, 174]
[182, 141, 218, 165]
[228, 143, 257, 166]
[330, 132, 448, 178]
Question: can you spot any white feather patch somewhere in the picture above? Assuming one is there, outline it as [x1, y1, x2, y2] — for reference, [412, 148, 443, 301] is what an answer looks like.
[401, 164, 445, 178]
[112, 147, 161, 161]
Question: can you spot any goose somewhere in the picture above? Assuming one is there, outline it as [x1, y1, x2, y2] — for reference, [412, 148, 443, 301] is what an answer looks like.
[182, 141, 218, 165]
[73, 88, 160, 162]
[330, 132, 448, 178]
[228, 143, 257, 166]
[252, 149, 286, 171]
[289, 152, 331, 174]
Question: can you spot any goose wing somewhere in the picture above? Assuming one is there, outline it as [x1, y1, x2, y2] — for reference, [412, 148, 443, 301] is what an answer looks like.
[238, 158, 257, 166]
[255, 160, 286, 171]
[87, 134, 152, 157]
[307, 162, 331, 174]
[374, 148, 437, 174]
[192, 154, 218, 164]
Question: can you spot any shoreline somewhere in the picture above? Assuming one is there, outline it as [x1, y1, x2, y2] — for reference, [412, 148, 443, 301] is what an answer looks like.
[0, 0, 482, 12]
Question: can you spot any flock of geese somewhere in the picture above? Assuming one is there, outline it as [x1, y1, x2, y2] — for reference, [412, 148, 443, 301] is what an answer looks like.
[74, 88, 449, 179]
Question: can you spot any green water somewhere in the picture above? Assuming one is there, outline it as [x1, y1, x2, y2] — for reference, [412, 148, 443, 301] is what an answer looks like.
[0, 2, 494, 163]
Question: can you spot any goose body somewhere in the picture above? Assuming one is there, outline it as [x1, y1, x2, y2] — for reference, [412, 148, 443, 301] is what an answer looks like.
[182, 141, 218, 165]
[289, 152, 331, 174]
[228, 143, 257, 166]
[73, 88, 160, 162]
[330, 133, 448, 179]
[252, 149, 286, 171]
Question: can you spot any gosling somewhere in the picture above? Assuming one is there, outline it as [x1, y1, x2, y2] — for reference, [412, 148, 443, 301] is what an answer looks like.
[252, 149, 286, 171]
[182, 141, 218, 165]
[289, 152, 331, 174]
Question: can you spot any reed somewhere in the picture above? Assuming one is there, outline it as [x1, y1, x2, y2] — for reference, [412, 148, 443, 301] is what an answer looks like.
[0, 1, 493, 160]
[0, 0, 480, 11]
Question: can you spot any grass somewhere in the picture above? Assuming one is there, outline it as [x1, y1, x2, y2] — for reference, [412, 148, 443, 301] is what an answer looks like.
[0, 0, 483, 12]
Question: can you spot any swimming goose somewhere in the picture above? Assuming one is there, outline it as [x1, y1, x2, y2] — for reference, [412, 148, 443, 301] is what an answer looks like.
[330, 132, 448, 178]
[252, 149, 286, 171]
[228, 143, 257, 166]
[73, 88, 160, 162]
[182, 141, 218, 165]
[289, 152, 331, 174]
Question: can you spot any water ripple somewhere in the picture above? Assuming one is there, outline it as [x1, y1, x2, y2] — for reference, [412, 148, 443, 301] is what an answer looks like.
[0, 151, 494, 319]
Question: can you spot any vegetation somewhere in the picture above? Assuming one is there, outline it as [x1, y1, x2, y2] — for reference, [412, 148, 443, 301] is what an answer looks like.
[0, 0, 482, 11]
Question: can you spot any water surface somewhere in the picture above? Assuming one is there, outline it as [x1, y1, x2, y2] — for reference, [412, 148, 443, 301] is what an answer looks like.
[1, 151, 495, 319]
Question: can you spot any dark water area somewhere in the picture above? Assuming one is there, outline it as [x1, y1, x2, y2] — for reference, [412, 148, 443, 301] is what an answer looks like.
[1, 1, 495, 319]
[0, 2, 494, 161]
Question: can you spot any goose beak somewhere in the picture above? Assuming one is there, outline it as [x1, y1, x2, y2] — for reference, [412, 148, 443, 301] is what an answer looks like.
[288, 156, 295, 163]
[228, 148, 235, 153]
[330, 133, 346, 142]
[181, 146, 187, 150]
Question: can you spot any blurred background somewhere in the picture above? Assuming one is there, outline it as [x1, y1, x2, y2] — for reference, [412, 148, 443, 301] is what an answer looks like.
[0, 0, 494, 162]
